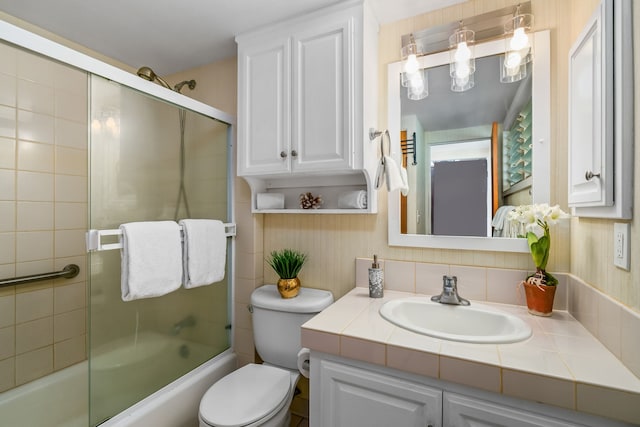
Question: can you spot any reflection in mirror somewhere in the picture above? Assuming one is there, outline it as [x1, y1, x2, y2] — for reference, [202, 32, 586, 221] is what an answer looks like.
[401, 54, 532, 237]
[388, 33, 550, 252]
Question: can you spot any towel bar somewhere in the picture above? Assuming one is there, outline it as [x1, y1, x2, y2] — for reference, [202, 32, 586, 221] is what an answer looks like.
[86, 223, 236, 252]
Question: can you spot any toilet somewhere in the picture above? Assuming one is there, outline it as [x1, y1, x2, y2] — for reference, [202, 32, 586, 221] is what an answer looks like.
[199, 284, 333, 427]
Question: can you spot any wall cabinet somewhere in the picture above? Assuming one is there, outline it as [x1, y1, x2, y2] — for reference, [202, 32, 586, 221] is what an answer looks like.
[236, 0, 379, 213]
[311, 353, 624, 427]
[567, 0, 633, 218]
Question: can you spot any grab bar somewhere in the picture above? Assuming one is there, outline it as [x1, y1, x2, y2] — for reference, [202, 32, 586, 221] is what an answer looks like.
[86, 222, 236, 252]
[0, 264, 80, 288]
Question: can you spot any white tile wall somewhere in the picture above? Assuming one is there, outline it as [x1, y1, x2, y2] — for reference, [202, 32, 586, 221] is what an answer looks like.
[0, 42, 88, 391]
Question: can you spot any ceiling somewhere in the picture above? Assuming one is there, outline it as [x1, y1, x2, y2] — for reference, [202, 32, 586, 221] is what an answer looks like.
[0, 0, 464, 76]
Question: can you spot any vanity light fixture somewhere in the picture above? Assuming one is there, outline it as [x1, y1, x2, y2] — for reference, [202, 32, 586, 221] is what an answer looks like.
[401, 34, 428, 100]
[501, 4, 534, 83]
[449, 22, 475, 92]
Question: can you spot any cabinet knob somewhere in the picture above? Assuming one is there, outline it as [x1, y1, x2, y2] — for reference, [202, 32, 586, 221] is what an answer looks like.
[585, 170, 601, 181]
[291, 150, 298, 157]
[280, 151, 287, 158]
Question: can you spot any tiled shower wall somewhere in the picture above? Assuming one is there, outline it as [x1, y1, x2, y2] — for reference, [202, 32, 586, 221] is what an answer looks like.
[0, 42, 88, 392]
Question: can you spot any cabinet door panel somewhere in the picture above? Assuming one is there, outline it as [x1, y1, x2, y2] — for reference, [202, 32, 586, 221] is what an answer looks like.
[292, 18, 352, 171]
[568, 0, 613, 207]
[318, 360, 441, 427]
[444, 393, 581, 427]
[238, 38, 290, 175]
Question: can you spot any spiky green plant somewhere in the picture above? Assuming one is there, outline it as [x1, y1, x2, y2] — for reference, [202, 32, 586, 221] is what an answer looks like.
[266, 249, 308, 279]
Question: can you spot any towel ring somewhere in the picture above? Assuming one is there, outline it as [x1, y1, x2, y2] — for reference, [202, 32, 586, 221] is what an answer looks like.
[369, 128, 391, 158]
[380, 130, 390, 158]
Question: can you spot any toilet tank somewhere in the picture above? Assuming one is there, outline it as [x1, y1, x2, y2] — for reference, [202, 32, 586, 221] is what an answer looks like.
[250, 285, 333, 370]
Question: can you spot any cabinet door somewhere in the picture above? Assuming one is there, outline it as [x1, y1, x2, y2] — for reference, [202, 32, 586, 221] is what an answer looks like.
[444, 393, 582, 427]
[237, 36, 291, 175]
[567, 0, 613, 207]
[291, 14, 353, 172]
[317, 360, 442, 427]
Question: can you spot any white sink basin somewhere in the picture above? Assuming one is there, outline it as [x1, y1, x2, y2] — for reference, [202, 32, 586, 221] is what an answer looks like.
[379, 298, 532, 344]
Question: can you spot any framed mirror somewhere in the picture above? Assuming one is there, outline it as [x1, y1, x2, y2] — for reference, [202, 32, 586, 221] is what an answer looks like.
[387, 31, 550, 252]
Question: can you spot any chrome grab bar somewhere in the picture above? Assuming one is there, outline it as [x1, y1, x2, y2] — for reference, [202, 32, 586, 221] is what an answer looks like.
[0, 264, 80, 288]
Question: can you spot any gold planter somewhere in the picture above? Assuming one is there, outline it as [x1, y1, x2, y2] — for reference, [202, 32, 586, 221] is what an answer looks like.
[277, 277, 300, 298]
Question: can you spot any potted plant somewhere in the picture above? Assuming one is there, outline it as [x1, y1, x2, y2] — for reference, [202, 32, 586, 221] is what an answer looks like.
[507, 204, 569, 316]
[266, 249, 308, 298]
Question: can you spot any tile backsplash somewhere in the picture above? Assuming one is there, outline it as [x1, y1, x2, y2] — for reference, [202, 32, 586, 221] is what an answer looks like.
[0, 42, 88, 392]
[355, 257, 640, 380]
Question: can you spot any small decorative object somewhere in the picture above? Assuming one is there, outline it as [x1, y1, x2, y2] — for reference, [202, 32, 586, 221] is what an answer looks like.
[507, 204, 570, 316]
[299, 192, 323, 209]
[266, 249, 308, 298]
[368, 255, 384, 298]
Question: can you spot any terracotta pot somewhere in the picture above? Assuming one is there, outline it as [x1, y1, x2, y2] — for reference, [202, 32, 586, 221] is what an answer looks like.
[522, 281, 556, 316]
[277, 277, 300, 298]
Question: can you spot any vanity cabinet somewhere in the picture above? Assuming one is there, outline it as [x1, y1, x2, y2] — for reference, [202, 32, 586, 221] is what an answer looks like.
[235, 0, 379, 213]
[311, 353, 619, 427]
[315, 358, 442, 427]
[444, 393, 582, 427]
[567, 0, 633, 218]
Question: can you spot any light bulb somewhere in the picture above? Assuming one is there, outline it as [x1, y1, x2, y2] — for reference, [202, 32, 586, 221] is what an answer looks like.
[455, 62, 470, 79]
[510, 27, 529, 51]
[404, 54, 419, 74]
[505, 51, 522, 69]
[454, 41, 471, 62]
[409, 76, 424, 92]
[455, 75, 469, 87]
[91, 119, 101, 132]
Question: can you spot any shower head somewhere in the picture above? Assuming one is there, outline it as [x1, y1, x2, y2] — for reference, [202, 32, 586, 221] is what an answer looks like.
[174, 80, 197, 93]
[136, 66, 172, 90]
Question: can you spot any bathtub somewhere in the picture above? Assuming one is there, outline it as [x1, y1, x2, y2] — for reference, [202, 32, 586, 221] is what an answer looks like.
[0, 334, 236, 427]
[0, 361, 88, 427]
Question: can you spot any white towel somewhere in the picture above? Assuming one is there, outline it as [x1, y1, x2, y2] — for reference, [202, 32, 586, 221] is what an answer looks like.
[384, 156, 406, 192]
[399, 166, 409, 196]
[338, 190, 367, 209]
[491, 205, 515, 237]
[179, 219, 226, 288]
[120, 221, 183, 301]
[256, 193, 284, 209]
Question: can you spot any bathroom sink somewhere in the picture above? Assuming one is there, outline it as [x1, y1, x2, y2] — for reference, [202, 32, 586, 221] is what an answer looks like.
[379, 298, 532, 344]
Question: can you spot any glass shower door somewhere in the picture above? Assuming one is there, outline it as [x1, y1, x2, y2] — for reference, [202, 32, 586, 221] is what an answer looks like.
[88, 75, 230, 426]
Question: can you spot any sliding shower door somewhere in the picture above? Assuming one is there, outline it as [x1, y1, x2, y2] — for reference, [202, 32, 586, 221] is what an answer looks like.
[88, 75, 231, 426]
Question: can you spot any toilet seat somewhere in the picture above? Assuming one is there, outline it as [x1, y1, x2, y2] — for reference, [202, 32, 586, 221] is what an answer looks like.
[199, 364, 291, 427]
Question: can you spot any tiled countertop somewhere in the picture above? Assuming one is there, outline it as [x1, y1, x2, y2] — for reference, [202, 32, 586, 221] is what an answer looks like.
[301, 287, 640, 425]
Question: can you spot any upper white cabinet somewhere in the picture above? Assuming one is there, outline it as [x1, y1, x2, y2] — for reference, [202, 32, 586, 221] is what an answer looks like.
[568, 0, 633, 218]
[236, 0, 379, 213]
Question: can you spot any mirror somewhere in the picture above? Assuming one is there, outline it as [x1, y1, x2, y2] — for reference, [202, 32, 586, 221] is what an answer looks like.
[387, 32, 550, 252]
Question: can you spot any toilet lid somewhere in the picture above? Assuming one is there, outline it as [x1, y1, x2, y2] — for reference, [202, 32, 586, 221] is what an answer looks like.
[199, 364, 291, 427]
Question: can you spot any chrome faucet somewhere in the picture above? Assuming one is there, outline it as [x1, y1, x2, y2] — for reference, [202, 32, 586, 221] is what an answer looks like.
[171, 314, 196, 335]
[431, 276, 470, 306]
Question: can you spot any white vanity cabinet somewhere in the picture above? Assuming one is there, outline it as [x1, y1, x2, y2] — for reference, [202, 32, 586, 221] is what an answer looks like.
[315, 358, 442, 427]
[235, 0, 379, 213]
[311, 353, 623, 427]
[443, 393, 583, 427]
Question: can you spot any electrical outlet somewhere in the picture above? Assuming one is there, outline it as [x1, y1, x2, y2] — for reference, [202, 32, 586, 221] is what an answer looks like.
[613, 223, 630, 270]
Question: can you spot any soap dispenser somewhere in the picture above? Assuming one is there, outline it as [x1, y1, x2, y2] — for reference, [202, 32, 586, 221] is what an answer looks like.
[368, 255, 384, 298]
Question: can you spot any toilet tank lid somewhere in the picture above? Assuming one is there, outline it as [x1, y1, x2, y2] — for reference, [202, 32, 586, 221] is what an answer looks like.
[251, 285, 334, 313]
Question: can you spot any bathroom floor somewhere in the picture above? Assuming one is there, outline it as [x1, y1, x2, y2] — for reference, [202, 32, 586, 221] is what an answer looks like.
[290, 413, 309, 427]
[289, 390, 310, 427]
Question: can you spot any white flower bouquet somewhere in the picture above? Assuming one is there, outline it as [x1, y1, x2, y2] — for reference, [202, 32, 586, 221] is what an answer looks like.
[507, 204, 570, 286]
